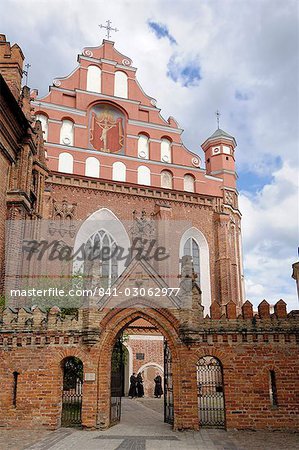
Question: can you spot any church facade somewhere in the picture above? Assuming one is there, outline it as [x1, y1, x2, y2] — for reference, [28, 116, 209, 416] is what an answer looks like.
[0, 35, 298, 432]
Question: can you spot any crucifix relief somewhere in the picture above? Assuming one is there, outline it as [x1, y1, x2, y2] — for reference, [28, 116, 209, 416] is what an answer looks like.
[89, 105, 125, 154]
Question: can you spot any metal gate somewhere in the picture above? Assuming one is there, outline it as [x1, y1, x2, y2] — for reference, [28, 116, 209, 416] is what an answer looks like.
[197, 356, 225, 428]
[110, 336, 124, 425]
[61, 357, 83, 427]
[164, 340, 174, 425]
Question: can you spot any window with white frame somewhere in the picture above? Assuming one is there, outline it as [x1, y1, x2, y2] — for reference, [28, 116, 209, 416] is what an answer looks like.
[112, 161, 126, 182]
[86, 65, 101, 93]
[161, 170, 173, 189]
[60, 119, 74, 146]
[58, 152, 73, 174]
[184, 174, 195, 192]
[137, 166, 151, 185]
[161, 138, 172, 163]
[85, 157, 100, 178]
[114, 71, 128, 98]
[138, 134, 149, 159]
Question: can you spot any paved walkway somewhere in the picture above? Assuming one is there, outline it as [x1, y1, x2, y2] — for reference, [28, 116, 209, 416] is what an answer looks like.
[1, 398, 298, 450]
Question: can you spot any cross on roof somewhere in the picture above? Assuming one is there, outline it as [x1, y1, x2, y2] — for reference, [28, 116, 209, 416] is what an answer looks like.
[215, 110, 221, 129]
[22, 63, 31, 86]
[99, 20, 118, 40]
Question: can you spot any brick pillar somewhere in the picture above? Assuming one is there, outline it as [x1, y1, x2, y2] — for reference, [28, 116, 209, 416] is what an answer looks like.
[176, 347, 199, 430]
[215, 213, 232, 307]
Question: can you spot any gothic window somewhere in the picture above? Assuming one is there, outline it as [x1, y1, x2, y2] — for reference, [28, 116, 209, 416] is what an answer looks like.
[86, 65, 101, 93]
[35, 114, 48, 141]
[85, 157, 100, 178]
[179, 227, 211, 313]
[161, 138, 172, 163]
[58, 152, 73, 174]
[138, 134, 149, 159]
[183, 237, 200, 285]
[161, 170, 173, 189]
[60, 119, 74, 146]
[112, 161, 126, 182]
[84, 229, 118, 289]
[184, 174, 195, 192]
[137, 166, 151, 186]
[114, 71, 128, 98]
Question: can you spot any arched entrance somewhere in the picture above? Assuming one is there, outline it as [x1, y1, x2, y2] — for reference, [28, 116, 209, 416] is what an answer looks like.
[196, 356, 225, 428]
[98, 308, 179, 430]
[61, 357, 83, 427]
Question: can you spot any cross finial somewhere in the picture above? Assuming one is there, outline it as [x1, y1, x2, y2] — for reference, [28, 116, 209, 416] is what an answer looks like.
[215, 110, 221, 129]
[99, 20, 118, 40]
[23, 63, 31, 86]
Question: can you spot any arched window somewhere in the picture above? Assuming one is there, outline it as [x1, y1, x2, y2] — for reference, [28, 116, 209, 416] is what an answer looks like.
[86, 65, 101, 93]
[73, 208, 130, 279]
[58, 152, 73, 174]
[35, 114, 48, 141]
[60, 119, 74, 146]
[137, 166, 151, 185]
[114, 71, 128, 98]
[138, 134, 149, 159]
[184, 174, 195, 192]
[84, 229, 118, 289]
[179, 227, 211, 313]
[197, 356, 225, 428]
[112, 161, 126, 182]
[161, 170, 173, 189]
[183, 237, 200, 284]
[85, 157, 100, 177]
[161, 138, 172, 163]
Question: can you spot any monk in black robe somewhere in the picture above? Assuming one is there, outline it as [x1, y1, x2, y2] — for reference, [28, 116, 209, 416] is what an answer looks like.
[137, 373, 144, 397]
[154, 373, 163, 398]
[128, 373, 137, 398]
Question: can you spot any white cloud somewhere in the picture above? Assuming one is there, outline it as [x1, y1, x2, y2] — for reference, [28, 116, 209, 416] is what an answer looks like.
[240, 162, 298, 310]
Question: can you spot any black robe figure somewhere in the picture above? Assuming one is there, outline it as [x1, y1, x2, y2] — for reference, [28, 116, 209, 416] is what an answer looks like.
[128, 373, 137, 398]
[136, 373, 144, 398]
[154, 374, 163, 398]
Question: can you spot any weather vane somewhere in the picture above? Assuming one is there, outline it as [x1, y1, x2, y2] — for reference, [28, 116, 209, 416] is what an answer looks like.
[23, 63, 31, 86]
[215, 110, 221, 129]
[99, 20, 118, 40]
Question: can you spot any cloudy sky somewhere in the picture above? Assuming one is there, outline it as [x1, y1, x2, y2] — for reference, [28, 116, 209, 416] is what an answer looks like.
[1, 0, 298, 309]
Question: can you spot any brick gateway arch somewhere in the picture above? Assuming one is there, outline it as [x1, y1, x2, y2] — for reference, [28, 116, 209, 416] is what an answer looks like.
[94, 307, 180, 429]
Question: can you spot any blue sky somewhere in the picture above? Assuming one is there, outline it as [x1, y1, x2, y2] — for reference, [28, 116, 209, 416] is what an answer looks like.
[1, 0, 298, 310]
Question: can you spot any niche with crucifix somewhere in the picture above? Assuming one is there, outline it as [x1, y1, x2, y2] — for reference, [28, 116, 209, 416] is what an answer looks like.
[89, 104, 125, 154]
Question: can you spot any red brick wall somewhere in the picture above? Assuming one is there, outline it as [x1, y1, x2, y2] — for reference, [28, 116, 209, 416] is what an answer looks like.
[0, 330, 298, 431]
